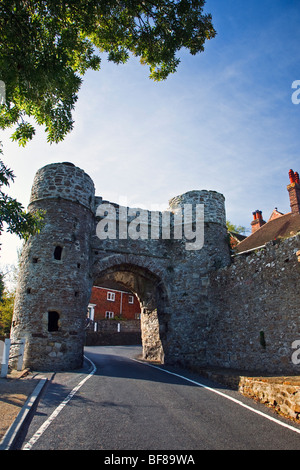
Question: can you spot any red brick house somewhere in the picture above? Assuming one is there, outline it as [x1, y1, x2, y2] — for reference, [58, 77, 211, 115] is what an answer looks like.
[87, 282, 141, 323]
[235, 169, 300, 254]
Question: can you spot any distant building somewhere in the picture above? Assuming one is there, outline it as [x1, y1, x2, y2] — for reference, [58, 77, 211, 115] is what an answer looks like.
[228, 230, 246, 249]
[235, 169, 300, 253]
[87, 281, 141, 325]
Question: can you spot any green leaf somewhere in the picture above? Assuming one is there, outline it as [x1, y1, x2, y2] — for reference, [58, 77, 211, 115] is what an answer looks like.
[10, 122, 36, 147]
[0, 0, 215, 145]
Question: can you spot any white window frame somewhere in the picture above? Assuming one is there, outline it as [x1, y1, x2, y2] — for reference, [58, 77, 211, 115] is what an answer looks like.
[107, 291, 115, 301]
[105, 311, 114, 319]
[87, 304, 96, 321]
[128, 295, 134, 304]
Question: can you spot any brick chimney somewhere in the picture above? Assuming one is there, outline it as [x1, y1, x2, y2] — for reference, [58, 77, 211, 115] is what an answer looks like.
[251, 210, 266, 233]
[287, 169, 300, 214]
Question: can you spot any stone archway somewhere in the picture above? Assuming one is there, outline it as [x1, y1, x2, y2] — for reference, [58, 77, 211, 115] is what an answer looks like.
[10, 162, 230, 372]
[92, 262, 170, 363]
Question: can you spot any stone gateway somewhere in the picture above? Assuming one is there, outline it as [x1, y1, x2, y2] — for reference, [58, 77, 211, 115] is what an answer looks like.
[10, 162, 230, 371]
[10, 162, 300, 375]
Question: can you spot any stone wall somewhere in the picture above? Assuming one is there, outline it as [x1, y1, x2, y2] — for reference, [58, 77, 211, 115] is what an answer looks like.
[85, 319, 141, 346]
[207, 234, 300, 375]
[91, 188, 231, 368]
[191, 366, 300, 422]
[238, 376, 300, 421]
[10, 162, 230, 371]
[13, 161, 300, 376]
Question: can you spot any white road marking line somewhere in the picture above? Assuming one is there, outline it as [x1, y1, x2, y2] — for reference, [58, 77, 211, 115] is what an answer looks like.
[133, 359, 300, 436]
[22, 352, 300, 450]
[22, 356, 97, 450]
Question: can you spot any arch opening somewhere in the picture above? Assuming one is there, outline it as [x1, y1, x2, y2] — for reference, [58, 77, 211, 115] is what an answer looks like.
[90, 263, 169, 363]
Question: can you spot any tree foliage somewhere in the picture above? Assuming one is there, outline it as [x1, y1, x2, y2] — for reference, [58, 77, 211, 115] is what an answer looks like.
[0, 1, 215, 241]
[0, 147, 44, 240]
[0, 272, 4, 302]
[0, 0, 216, 145]
[0, 264, 19, 334]
[226, 220, 247, 235]
[0, 288, 15, 336]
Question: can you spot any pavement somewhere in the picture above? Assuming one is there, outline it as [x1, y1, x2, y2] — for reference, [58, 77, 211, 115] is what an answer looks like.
[0, 368, 50, 450]
[0, 358, 94, 450]
[1, 360, 300, 450]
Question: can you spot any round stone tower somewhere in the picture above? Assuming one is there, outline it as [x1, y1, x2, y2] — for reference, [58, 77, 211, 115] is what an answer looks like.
[10, 162, 95, 371]
[165, 189, 231, 368]
[168, 189, 230, 268]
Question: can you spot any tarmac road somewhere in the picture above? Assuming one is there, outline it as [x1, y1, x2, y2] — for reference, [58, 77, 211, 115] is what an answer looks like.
[15, 345, 300, 452]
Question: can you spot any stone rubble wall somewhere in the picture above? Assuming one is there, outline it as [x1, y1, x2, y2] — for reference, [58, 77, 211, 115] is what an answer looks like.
[208, 234, 300, 375]
[194, 367, 300, 422]
[238, 376, 300, 421]
[85, 319, 141, 346]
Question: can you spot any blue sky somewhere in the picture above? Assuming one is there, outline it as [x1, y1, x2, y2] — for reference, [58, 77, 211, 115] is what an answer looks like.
[1, 0, 300, 271]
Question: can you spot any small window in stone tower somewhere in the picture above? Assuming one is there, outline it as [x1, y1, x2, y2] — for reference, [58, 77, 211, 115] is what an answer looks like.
[53, 246, 63, 260]
[48, 311, 60, 332]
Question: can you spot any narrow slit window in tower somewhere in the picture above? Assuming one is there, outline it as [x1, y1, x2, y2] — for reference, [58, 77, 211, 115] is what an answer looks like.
[54, 246, 63, 260]
[48, 311, 60, 332]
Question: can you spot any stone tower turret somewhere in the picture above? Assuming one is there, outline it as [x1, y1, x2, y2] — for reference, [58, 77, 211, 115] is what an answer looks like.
[165, 190, 231, 367]
[10, 162, 95, 370]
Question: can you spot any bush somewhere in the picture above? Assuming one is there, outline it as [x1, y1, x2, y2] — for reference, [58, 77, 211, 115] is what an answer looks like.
[0, 290, 15, 336]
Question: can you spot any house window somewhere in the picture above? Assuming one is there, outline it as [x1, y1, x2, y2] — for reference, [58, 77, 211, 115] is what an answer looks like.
[105, 311, 114, 319]
[128, 295, 134, 304]
[107, 291, 115, 301]
[48, 311, 60, 332]
[87, 304, 95, 321]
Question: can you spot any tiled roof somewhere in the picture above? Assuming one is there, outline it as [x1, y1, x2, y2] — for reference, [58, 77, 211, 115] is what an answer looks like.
[229, 231, 247, 242]
[93, 279, 132, 293]
[235, 212, 300, 253]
